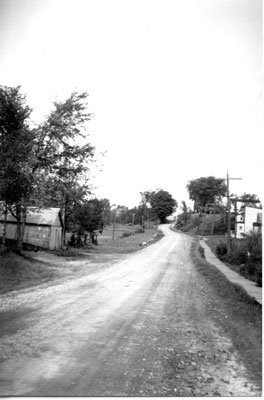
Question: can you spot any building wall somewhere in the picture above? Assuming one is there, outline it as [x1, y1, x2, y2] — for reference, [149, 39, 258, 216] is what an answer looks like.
[245, 207, 262, 234]
[24, 225, 51, 248]
[236, 222, 245, 239]
[0, 222, 61, 249]
[235, 207, 262, 239]
[0, 223, 17, 240]
[50, 226, 62, 250]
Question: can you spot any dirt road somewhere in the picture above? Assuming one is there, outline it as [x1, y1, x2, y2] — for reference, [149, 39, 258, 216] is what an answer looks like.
[0, 225, 261, 396]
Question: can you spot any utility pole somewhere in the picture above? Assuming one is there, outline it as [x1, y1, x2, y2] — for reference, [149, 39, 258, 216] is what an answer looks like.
[112, 210, 116, 241]
[110, 204, 117, 241]
[226, 171, 242, 255]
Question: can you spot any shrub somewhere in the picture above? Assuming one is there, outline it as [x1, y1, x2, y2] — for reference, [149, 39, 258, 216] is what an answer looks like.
[215, 233, 262, 287]
[213, 221, 227, 235]
[134, 228, 145, 234]
[121, 231, 133, 238]
[216, 242, 227, 257]
[227, 242, 248, 265]
[244, 233, 262, 286]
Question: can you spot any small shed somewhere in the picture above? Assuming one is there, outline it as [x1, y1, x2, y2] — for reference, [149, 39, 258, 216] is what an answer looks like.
[0, 207, 63, 250]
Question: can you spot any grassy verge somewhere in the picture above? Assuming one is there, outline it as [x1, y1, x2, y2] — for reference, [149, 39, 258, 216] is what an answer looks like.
[89, 225, 163, 254]
[205, 235, 262, 286]
[193, 241, 260, 306]
[0, 225, 163, 294]
[191, 239, 262, 387]
[0, 252, 63, 294]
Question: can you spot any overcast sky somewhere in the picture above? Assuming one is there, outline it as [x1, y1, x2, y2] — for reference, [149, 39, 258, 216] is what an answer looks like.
[0, 0, 262, 209]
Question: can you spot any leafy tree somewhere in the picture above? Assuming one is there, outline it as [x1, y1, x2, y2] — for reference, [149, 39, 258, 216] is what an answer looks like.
[0, 88, 96, 250]
[180, 201, 191, 224]
[0, 86, 34, 250]
[99, 198, 111, 226]
[187, 176, 227, 210]
[139, 191, 156, 225]
[238, 193, 262, 209]
[150, 189, 177, 223]
[72, 198, 104, 244]
[121, 206, 142, 225]
[30, 91, 95, 243]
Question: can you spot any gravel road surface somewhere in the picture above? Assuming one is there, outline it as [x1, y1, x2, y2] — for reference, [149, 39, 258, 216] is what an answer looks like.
[0, 225, 261, 396]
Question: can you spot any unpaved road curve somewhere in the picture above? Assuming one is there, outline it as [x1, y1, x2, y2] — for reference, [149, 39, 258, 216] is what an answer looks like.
[0, 225, 261, 396]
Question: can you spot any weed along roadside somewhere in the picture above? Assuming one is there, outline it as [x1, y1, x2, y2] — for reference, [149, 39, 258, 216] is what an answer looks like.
[0, 224, 163, 294]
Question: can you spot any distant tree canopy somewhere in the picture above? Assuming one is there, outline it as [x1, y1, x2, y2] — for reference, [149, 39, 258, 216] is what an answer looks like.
[236, 193, 262, 209]
[72, 198, 104, 236]
[187, 176, 227, 209]
[149, 189, 177, 223]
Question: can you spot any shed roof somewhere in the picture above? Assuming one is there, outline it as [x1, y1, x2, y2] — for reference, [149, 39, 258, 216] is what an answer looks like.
[0, 207, 63, 226]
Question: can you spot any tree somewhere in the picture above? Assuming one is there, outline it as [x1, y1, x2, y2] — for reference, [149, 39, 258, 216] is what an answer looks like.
[0, 86, 34, 251]
[139, 191, 156, 225]
[30, 91, 95, 244]
[150, 189, 177, 223]
[72, 198, 104, 244]
[180, 201, 190, 224]
[238, 193, 262, 209]
[0, 88, 96, 250]
[187, 176, 227, 211]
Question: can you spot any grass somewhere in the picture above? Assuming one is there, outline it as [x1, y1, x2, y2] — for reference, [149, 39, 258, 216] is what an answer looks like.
[191, 239, 262, 387]
[205, 235, 227, 254]
[90, 224, 163, 254]
[0, 252, 62, 294]
[205, 235, 262, 285]
[192, 239, 260, 307]
[0, 224, 163, 293]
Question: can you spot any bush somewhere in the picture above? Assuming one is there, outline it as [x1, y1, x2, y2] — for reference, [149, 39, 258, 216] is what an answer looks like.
[227, 242, 248, 265]
[121, 231, 133, 238]
[134, 228, 145, 234]
[244, 233, 262, 286]
[213, 221, 227, 235]
[215, 233, 262, 287]
[216, 242, 227, 257]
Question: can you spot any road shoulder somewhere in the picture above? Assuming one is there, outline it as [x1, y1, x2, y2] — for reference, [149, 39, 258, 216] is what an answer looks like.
[199, 239, 262, 305]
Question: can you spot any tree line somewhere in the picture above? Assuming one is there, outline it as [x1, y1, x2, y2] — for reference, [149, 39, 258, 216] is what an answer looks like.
[0, 86, 178, 251]
[111, 190, 178, 226]
[1, 85, 260, 251]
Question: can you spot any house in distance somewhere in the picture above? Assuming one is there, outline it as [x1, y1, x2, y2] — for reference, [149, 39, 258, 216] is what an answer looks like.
[236, 206, 262, 239]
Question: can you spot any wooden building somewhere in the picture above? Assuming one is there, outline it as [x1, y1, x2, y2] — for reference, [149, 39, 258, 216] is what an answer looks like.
[0, 207, 63, 250]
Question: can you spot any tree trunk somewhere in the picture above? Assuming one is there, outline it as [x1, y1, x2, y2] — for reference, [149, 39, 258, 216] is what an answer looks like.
[62, 192, 69, 247]
[19, 198, 27, 250]
[1, 202, 8, 251]
[15, 203, 22, 252]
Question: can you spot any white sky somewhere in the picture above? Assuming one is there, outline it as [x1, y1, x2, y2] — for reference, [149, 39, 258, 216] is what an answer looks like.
[0, 0, 262, 209]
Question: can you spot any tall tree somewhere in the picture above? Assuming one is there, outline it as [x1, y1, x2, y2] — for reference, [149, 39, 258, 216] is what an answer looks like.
[139, 191, 155, 225]
[0, 86, 33, 251]
[238, 193, 262, 209]
[0, 88, 96, 250]
[72, 198, 105, 244]
[30, 91, 95, 244]
[187, 176, 227, 210]
[150, 189, 177, 223]
[100, 198, 111, 226]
